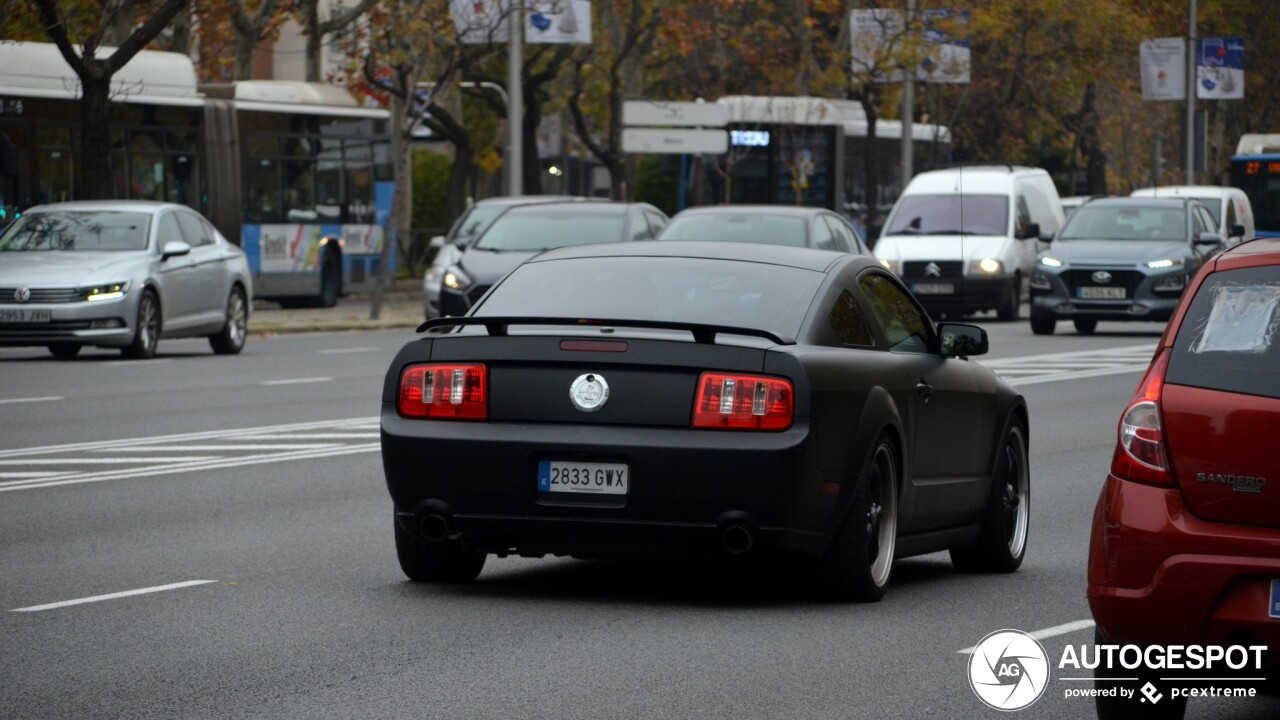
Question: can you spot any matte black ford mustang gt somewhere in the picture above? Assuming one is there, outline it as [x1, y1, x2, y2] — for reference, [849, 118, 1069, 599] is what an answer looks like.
[381, 242, 1030, 601]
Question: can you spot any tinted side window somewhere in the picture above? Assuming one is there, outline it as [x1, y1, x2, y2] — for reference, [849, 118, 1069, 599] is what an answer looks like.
[859, 273, 932, 353]
[155, 212, 182, 252]
[1014, 193, 1033, 237]
[823, 216, 855, 253]
[1021, 178, 1060, 233]
[176, 211, 211, 247]
[1224, 199, 1238, 235]
[829, 290, 873, 347]
[811, 216, 837, 250]
[1166, 266, 1280, 400]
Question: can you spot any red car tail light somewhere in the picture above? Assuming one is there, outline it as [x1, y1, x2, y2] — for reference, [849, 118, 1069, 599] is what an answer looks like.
[398, 363, 487, 420]
[1110, 350, 1174, 486]
[692, 372, 793, 431]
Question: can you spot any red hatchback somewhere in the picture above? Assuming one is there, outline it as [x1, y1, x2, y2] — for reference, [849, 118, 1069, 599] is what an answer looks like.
[1088, 238, 1280, 717]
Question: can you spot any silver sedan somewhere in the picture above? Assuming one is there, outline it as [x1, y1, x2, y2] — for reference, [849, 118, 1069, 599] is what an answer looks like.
[0, 201, 253, 359]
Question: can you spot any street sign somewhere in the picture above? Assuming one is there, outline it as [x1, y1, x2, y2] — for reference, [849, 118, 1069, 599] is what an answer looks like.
[623, 101, 729, 128]
[622, 128, 728, 155]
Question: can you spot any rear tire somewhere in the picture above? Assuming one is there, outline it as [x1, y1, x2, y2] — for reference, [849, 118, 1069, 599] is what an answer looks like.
[393, 513, 485, 583]
[816, 434, 898, 602]
[209, 287, 248, 355]
[951, 419, 1029, 573]
[122, 291, 160, 359]
[1030, 312, 1056, 336]
[1074, 318, 1098, 335]
[996, 278, 1020, 322]
[47, 343, 81, 359]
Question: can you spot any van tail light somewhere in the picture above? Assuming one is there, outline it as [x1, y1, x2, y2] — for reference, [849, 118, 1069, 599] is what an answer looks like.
[692, 372, 793, 431]
[398, 363, 487, 420]
[1110, 350, 1174, 486]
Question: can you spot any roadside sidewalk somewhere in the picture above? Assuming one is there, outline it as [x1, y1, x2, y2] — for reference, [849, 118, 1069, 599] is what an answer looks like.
[248, 279, 424, 335]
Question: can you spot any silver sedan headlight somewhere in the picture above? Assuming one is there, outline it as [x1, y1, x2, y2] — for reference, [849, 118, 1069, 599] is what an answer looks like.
[81, 281, 130, 302]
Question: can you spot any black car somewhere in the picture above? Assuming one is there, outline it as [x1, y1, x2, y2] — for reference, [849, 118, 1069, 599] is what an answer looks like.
[382, 242, 1030, 601]
[658, 204, 871, 255]
[1029, 197, 1225, 335]
[436, 201, 668, 317]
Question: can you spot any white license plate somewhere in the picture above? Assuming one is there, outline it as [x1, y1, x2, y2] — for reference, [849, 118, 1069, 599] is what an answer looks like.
[0, 308, 52, 323]
[537, 460, 629, 495]
[912, 283, 955, 295]
[1078, 286, 1126, 299]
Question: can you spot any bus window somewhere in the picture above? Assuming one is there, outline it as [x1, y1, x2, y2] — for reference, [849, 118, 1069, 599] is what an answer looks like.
[129, 132, 165, 201]
[316, 138, 343, 221]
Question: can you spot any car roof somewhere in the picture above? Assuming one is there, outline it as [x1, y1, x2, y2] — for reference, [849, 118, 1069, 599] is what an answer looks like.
[22, 200, 183, 214]
[1130, 186, 1239, 198]
[472, 195, 592, 208]
[502, 201, 656, 216]
[530, 240, 859, 272]
[670, 205, 832, 219]
[1078, 197, 1197, 210]
[1213, 237, 1280, 271]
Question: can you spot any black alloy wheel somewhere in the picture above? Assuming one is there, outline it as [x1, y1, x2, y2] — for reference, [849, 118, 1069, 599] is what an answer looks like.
[951, 419, 1029, 573]
[818, 434, 898, 602]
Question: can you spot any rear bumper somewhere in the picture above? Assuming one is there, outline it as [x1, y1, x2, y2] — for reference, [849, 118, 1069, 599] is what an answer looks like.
[381, 409, 838, 558]
[1087, 475, 1280, 647]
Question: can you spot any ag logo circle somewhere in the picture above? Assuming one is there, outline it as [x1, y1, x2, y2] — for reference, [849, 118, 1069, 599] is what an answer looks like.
[967, 629, 1049, 711]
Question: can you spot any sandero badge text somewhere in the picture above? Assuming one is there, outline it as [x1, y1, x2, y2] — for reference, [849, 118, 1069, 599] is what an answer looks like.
[968, 629, 1050, 711]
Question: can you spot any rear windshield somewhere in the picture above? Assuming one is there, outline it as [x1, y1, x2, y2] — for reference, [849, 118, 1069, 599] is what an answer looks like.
[475, 256, 824, 339]
[0, 211, 151, 251]
[1060, 205, 1186, 241]
[883, 194, 1008, 236]
[660, 214, 807, 247]
[1166, 265, 1280, 400]
[475, 210, 624, 252]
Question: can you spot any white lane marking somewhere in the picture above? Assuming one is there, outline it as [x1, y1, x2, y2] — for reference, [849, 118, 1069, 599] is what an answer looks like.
[0, 416, 377, 459]
[319, 347, 380, 355]
[982, 344, 1156, 387]
[0, 396, 64, 405]
[0, 443, 379, 492]
[94, 444, 343, 452]
[261, 377, 333, 386]
[251, 433, 380, 439]
[0, 457, 219, 465]
[0, 471, 72, 478]
[1007, 364, 1150, 387]
[11, 580, 218, 612]
[958, 619, 1095, 654]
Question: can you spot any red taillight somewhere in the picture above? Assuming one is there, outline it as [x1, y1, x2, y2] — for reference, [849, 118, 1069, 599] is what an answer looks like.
[1110, 350, 1174, 486]
[398, 363, 487, 420]
[692, 372, 793, 431]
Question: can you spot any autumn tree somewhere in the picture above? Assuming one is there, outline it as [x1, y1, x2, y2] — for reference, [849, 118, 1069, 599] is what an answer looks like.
[295, 0, 376, 82]
[25, 0, 190, 199]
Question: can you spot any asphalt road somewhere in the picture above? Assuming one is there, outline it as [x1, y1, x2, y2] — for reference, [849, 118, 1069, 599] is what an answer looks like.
[1, 319, 1275, 720]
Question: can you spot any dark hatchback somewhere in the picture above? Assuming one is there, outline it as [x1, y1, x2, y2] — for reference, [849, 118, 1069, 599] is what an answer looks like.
[1030, 197, 1225, 335]
[381, 242, 1031, 601]
[435, 201, 668, 317]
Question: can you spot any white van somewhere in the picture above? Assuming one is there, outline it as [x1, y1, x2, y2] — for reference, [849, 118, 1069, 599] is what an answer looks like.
[1129, 185, 1254, 245]
[873, 166, 1065, 320]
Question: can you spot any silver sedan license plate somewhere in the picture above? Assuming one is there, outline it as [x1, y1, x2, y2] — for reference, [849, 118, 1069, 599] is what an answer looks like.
[537, 460, 629, 495]
[1079, 286, 1126, 299]
[912, 282, 955, 295]
[0, 308, 52, 323]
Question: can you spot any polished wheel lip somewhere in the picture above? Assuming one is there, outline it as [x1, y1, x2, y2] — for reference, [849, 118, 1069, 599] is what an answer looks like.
[1004, 426, 1030, 558]
[868, 443, 897, 587]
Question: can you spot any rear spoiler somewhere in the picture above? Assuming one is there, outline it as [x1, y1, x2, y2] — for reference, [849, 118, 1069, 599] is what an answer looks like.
[417, 316, 793, 346]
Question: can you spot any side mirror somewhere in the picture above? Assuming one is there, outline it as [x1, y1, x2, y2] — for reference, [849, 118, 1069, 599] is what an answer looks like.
[1018, 222, 1041, 240]
[938, 322, 989, 358]
[1230, 224, 1246, 238]
[1038, 230, 1055, 243]
[161, 240, 191, 260]
[1194, 232, 1225, 248]
[428, 235, 445, 250]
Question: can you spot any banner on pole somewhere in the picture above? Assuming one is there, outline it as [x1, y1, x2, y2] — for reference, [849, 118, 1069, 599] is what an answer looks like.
[1197, 37, 1244, 100]
[1140, 37, 1186, 101]
[526, 1, 592, 44]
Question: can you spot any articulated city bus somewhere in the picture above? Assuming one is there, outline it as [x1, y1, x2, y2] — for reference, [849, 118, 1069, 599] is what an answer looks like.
[0, 41, 394, 307]
[1229, 133, 1280, 239]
